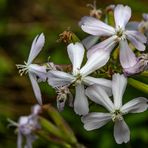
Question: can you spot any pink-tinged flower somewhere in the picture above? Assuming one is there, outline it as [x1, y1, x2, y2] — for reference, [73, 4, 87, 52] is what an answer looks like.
[16, 33, 46, 105]
[82, 73, 148, 144]
[80, 4, 146, 69]
[124, 53, 148, 76]
[47, 42, 111, 115]
[8, 105, 41, 148]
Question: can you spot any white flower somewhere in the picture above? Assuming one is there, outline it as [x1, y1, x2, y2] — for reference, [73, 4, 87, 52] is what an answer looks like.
[82, 73, 148, 144]
[8, 114, 40, 148]
[47, 42, 111, 115]
[16, 33, 46, 105]
[80, 4, 146, 69]
[8, 105, 41, 148]
[123, 53, 148, 76]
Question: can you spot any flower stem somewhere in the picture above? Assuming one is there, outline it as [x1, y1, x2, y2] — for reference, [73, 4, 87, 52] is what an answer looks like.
[128, 78, 148, 94]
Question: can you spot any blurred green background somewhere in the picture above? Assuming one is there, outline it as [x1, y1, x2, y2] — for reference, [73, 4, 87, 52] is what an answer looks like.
[0, 0, 148, 147]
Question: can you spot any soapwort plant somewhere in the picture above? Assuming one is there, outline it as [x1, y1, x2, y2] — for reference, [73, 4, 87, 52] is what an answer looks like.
[9, 3, 148, 147]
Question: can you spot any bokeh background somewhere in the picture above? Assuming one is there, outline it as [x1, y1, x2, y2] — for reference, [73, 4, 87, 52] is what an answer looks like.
[0, 0, 148, 147]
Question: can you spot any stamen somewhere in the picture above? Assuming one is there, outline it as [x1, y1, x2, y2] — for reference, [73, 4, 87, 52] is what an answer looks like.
[112, 110, 123, 122]
[16, 61, 29, 76]
[87, 0, 96, 10]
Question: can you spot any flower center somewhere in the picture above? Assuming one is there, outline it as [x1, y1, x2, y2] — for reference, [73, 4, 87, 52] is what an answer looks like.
[74, 73, 83, 85]
[112, 110, 123, 122]
[115, 27, 126, 40]
[16, 61, 29, 76]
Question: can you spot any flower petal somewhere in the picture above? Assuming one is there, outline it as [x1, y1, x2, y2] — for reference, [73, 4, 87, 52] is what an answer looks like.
[126, 30, 146, 43]
[84, 76, 112, 87]
[27, 33, 45, 64]
[81, 112, 111, 131]
[114, 119, 130, 144]
[17, 130, 23, 148]
[67, 42, 85, 75]
[114, 5, 131, 29]
[121, 97, 148, 114]
[126, 22, 139, 30]
[80, 49, 110, 77]
[31, 104, 42, 115]
[28, 64, 47, 82]
[112, 74, 127, 109]
[82, 35, 99, 49]
[119, 40, 137, 68]
[143, 13, 148, 21]
[26, 135, 34, 148]
[47, 70, 74, 88]
[85, 85, 114, 112]
[74, 84, 89, 115]
[83, 76, 112, 96]
[29, 73, 42, 105]
[87, 35, 117, 58]
[126, 31, 146, 51]
[80, 16, 115, 36]
[123, 60, 143, 76]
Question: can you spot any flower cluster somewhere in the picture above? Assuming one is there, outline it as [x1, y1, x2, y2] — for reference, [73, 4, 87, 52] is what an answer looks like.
[8, 105, 41, 148]
[15, 4, 148, 146]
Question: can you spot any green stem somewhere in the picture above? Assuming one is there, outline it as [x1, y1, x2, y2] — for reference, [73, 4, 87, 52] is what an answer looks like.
[128, 78, 148, 94]
[43, 105, 77, 144]
[140, 71, 148, 77]
[39, 117, 63, 139]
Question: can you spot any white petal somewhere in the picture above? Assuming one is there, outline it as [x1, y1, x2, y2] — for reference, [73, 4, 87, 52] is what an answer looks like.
[87, 35, 117, 58]
[19, 116, 29, 125]
[67, 42, 85, 75]
[83, 76, 112, 96]
[126, 22, 139, 30]
[80, 16, 115, 36]
[81, 112, 111, 131]
[47, 70, 74, 88]
[123, 60, 143, 76]
[27, 33, 45, 64]
[121, 97, 148, 114]
[119, 40, 137, 68]
[17, 130, 23, 148]
[128, 36, 145, 51]
[80, 49, 110, 77]
[28, 64, 47, 82]
[29, 73, 42, 105]
[112, 74, 127, 109]
[126, 31, 146, 51]
[74, 84, 89, 115]
[85, 85, 114, 112]
[114, 5, 131, 29]
[26, 136, 33, 148]
[126, 31, 146, 43]
[114, 119, 130, 144]
[82, 35, 99, 49]
[31, 104, 41, 115]
[26, 135, 36, 148]
[143, 13, 148, 21]
[83, 76, 112, 87]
